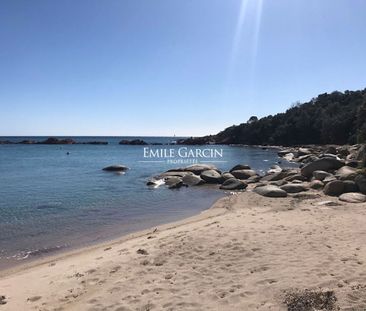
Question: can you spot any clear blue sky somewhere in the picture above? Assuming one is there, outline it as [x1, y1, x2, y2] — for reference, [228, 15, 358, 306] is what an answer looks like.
[1, 0, 366, 136]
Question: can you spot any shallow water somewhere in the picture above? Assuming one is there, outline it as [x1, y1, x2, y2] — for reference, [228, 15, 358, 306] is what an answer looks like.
[0, 137, 293, 269]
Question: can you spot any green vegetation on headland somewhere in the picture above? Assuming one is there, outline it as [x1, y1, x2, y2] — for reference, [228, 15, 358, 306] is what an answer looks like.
[179, 88, 366, 146]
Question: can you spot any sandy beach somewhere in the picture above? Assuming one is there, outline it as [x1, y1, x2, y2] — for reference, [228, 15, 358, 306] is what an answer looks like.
[0, 188, 366, 311]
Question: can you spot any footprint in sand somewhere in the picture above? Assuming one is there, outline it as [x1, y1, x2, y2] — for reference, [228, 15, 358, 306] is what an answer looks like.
[110, 265, 121, 274]
[27, 296, 42, 302]
[140, 259, 150, 266]
[0, 295, 7, 305]
[86, 268, 97, 274]
[136, 249, 149, 255]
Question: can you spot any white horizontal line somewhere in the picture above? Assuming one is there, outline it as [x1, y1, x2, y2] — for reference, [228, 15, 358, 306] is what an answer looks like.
[138, 160, 165, 163]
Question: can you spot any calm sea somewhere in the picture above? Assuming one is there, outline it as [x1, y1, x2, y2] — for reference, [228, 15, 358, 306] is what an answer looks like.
[0, 136, 293, 269]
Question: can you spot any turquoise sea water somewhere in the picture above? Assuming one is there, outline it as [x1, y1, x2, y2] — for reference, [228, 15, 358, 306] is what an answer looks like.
[0, 137, 292, 269]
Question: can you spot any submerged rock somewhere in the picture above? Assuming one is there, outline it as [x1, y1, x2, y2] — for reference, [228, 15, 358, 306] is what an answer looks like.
[102, 165, 129, 172]
[219, 178, 247, 190]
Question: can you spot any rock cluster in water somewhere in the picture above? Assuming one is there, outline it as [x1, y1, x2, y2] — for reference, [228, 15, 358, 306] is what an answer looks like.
[147, 163, 256, 191]
[148, 144, 366, 203]
[119, 139, 164, 145]
[0, 137, 108, 145]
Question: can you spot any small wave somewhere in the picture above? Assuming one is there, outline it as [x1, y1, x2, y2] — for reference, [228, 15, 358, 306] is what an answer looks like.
[11, 245, 67, 261]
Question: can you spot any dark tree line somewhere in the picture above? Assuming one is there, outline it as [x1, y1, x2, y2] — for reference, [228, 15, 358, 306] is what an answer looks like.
[181, 88, 366, 146]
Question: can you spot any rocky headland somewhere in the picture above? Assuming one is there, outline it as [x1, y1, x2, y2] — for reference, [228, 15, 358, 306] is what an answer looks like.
[0, 137, 109, 145]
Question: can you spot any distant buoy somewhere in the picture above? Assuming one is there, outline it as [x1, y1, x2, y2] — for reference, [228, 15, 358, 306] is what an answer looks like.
[66, 152, 70, 155]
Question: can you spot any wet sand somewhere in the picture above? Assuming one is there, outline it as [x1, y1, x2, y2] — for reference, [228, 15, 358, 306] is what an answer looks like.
[1, 190, 366, 310]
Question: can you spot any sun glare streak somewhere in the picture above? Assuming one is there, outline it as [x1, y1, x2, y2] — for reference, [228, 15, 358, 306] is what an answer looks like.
[229, 0, 249, 73]
[251, 0, 263, 73]
[226, 0, 264, 88]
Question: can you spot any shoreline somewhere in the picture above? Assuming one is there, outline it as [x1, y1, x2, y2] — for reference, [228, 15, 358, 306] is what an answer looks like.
[0, 193, 233, 278]
[1, 189, 366, 310]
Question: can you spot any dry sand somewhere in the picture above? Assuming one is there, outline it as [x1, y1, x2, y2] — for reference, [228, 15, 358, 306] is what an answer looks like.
[1, 190, 366, 310]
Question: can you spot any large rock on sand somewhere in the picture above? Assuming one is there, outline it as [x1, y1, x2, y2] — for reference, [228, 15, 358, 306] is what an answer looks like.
[310, 180, 324, 190]
[301, 157, 344, 177]
[280, 183, 308, 193]
[355, 174, 366, 194]
[220, 178, 247, 190]
[200, 170, 222, 183]
[313, 170, 333, 181]
[261, 169, 298, 181]
[343, 180, 359, 193]
[335, 166, 358, 180]
[254, 185, 287, 198]
[339, 192, 366, 203]
[323, 180, 345, 196]
[231, 169, 257, 180]
[182, 174, 205, 186]
[102, 165, 129, 172]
